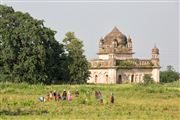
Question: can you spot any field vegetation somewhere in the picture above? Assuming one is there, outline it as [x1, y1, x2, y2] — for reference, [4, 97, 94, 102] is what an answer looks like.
[0, 82, 180, 120]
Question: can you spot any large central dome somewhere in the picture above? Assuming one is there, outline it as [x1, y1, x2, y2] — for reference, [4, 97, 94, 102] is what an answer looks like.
[103, 26, 127, 46]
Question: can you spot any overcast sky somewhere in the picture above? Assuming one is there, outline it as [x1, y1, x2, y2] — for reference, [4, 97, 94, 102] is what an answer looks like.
[1, 0, 179, 71]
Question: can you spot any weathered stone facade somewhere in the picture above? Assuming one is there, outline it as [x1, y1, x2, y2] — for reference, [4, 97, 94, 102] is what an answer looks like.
[87, 27, 160, 84]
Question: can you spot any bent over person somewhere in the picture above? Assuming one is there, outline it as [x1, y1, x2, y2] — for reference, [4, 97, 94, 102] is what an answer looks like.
[110, 93, 114, 103]
[62, 89, 67, 100]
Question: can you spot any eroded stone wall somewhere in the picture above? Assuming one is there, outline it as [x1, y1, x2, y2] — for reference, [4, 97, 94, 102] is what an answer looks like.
[87, 68, 116, 84]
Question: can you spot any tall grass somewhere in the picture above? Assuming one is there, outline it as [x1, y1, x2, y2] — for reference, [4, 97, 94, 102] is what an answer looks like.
[0, 82, 180, 120]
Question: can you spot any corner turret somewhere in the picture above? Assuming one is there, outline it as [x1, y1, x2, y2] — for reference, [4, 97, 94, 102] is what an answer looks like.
[127, 36, 132, 48]
[151, 45, 160, 67]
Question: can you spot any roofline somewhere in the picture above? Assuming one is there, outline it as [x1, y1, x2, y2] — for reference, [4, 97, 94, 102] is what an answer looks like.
[90, 66, 161, 69]
[97, 52, 135, 55]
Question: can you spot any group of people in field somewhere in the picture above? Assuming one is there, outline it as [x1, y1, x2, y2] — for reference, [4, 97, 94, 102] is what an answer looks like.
[39, 89, 114, 104]
[39, 89, 79, 102]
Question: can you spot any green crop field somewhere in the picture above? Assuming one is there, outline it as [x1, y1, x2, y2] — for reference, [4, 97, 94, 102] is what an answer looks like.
[0, 82, 180, 120]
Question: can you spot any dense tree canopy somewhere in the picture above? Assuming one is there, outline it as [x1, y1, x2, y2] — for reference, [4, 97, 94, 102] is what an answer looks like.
[160, 65, 179, 83]
[0, 5, 65, 84]
[63, 32, 90, 84]
[0, 5, 90, 84]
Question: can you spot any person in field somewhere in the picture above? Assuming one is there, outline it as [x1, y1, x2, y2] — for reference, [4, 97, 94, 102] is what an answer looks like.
[110, 93, 114, 103]
[98, 90, 102, 99]
[53, 90, 56, 99]
[39, 96, 44, 102]
[49, 91, 53, 100]
[45, 94, 50, 102]
[75, 89, 79, 97]
[95, 90, 103, 103]
[62, 89, 67, 100]
[68, 91, 72, 101]
[55, 91, 61, 101]
[98, 90, 103, 104]
[95, 91, 99, 99]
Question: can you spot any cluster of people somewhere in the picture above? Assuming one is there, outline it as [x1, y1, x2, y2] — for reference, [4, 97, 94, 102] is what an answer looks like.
[95, 90, 114, 104]
[39, 89, 114, 104]
[39, 89, 79, 102]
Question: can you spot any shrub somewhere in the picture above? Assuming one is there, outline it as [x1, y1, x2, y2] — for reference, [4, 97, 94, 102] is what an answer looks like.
[116, 60, 135, 69]
[143, 74, 154, 84]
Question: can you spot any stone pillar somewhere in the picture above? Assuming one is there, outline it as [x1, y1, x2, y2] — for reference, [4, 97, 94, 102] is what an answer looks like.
[108, 68, 117, 84]
[139, 74, 142, 83]
[152, 68, 160, 82]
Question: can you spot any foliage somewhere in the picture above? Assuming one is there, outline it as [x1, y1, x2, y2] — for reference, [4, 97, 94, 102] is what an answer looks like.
[116, 60, 135, 68]
[0, 83, 180, 119]
[96, 63, 101, 68]
[0, 5, 65, 84]
[160, 65, 180, 83]
[143, 74, 154, 84]
[166, 65, 175, 71]
[149, 62, 154, 66]
[62, 32, 90, 84]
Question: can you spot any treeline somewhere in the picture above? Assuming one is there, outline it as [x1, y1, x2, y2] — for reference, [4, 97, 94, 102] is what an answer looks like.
[0, 5, 90, 84]
[160, 65, 180, 83]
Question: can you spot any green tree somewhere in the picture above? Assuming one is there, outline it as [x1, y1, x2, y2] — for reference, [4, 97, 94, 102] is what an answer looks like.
[63, 32, 90, 84]
[143, 74, 154, 84]
[0, 5, 65, 84]
[160, 66, 179, 83]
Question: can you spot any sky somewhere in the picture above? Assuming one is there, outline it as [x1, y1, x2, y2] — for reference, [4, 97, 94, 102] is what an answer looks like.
[1, 0, 179, 71]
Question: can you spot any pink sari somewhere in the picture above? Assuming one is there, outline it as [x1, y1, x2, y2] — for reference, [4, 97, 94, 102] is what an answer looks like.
[68, 95, 72, 101]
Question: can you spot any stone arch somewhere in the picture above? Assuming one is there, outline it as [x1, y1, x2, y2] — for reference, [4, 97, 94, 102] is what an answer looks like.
[95, 75, 98, 83]
[131, 74, 134, 83]
[117, 75, 122, 84]
[106, 75, 108, 83]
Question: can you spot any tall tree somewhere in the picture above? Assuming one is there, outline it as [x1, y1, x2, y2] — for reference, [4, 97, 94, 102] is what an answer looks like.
[63, 32, 90, 84]
[160, 65, 179, 83]
[166, 65, 175, 72]
[0, 5, 65, 84]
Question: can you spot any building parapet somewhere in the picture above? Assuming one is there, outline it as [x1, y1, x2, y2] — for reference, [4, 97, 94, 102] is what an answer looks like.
[89, 59, 115, 68]
[89, 58, 159, 69]
[116, 59, 156, 68]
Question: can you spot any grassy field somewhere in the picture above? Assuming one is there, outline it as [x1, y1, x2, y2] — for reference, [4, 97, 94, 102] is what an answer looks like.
[0, 82, 180, 120]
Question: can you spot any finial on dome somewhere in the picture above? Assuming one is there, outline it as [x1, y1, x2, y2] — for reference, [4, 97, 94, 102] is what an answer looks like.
[154, 43, 157, 48]
[111, 26, 120, 33]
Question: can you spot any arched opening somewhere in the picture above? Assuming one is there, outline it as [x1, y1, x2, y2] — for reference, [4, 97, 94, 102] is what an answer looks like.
[131, 75, 134, 83]
[117, 75, 122, 84]
[106, 75, 108, 83]
[112, 39, 117, 48]
[95, 75, 98, 83]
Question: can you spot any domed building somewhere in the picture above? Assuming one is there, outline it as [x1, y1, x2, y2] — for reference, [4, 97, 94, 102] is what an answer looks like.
[87, 27, 160, 84]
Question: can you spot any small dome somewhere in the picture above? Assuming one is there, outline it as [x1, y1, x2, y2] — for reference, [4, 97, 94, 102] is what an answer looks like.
[152, 46, 159, 54]
[100, 37, 104, 43]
